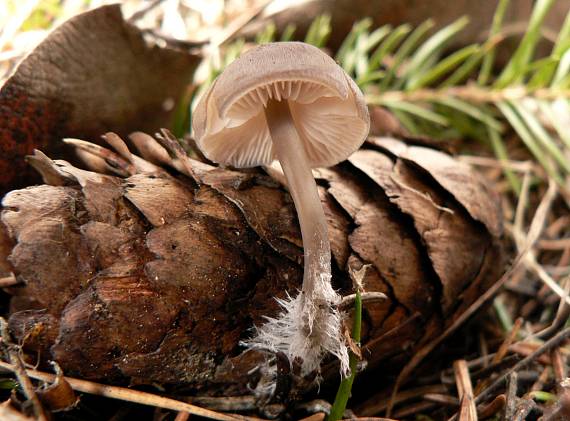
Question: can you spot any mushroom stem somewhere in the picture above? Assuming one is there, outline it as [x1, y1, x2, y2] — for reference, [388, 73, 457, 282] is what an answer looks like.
[264, 99, 333, 302]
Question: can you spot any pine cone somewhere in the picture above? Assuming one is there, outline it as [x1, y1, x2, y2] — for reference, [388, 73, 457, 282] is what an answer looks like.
[0, 131, 504, 397]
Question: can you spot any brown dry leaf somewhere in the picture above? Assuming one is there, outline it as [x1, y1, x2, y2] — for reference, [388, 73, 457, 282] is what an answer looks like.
[0, 4, 200, 195]
[0, 132, 505, 398]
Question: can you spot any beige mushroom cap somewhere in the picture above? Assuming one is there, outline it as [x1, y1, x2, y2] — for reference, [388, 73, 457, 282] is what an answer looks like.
[192, 42, 370, 168]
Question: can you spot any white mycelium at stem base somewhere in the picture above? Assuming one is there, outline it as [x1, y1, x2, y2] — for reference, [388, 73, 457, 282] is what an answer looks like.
[253, 99, 349, 376]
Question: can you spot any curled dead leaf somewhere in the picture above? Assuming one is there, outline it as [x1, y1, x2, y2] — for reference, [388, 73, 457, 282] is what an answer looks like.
[0, 5, 199, 195]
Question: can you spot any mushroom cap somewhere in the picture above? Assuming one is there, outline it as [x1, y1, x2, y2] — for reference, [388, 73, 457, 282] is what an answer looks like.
[192, 42, 370, 168]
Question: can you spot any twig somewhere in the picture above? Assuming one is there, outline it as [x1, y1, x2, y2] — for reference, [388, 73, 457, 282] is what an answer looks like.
[0, 360, 252, 421]
[475, 327, 570, 405]
[504, 371, 518, 421]
[0, 318, 49, 421]
[512, 398, 536, 421]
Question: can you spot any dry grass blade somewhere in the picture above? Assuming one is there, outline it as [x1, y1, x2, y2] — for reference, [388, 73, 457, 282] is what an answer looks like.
[475, 317, 523, 394]
[452, 360, 477, 421]
[0, 361, 253, 421]
[386, 179, 558, 416]
[475, 327, 570, 405]
[511, 176, 570, 305]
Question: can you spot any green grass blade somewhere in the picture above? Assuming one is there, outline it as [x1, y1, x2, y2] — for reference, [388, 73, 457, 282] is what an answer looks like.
[280, 23, 296, 41]
[528, 11, 570, 87]
[336, 18, 372, 67]
[441, 50, 485, 87]
[538, 100, 570, 149]
[552, 11, 570, 57]
[356, 70, 386, 87]
[528, 57, 561, 88]
[365, 25, 393, 52]
[380, 19, 434, 89]
[512, 102, 570, 173]
[368, 24, 410, 71]
[409, 44, 480, 89]
[352, 26, 394, 79]
[435, 96, 503, 131]
[552, 50, 570, 88]
[554, 71, 570, 89]
[404, 17, 470, 89]
[479, 0, 511, 85]
[495, 0, 556, 88]
[328, 291, 362, 421]
[304, 14, 331, 47]
[497, 101, 562, 182]
[487, 126, 522, 193]
[380, 100, 449, 126]
[255, 22, 276, 44]
[392, 109, 421, 134]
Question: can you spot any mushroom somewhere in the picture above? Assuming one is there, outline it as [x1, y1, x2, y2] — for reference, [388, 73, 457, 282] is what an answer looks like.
[192, 42, 370, 376]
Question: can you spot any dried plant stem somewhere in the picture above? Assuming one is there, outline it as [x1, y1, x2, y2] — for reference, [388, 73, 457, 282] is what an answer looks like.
[0, 360, 247, 421]
[504, 371, 519, 420]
